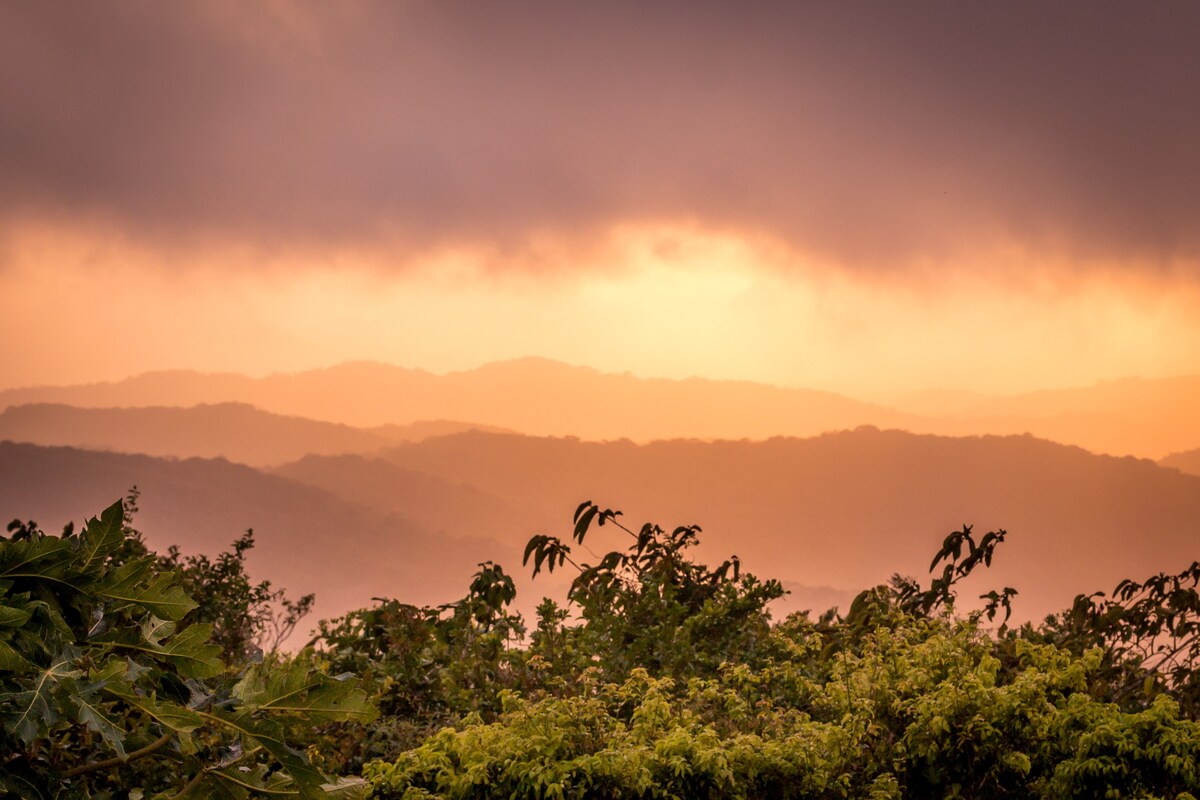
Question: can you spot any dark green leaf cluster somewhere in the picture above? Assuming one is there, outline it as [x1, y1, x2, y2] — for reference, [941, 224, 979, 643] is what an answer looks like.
[0, 501, 377, 799]
[306, 562, 527, 774]
[523, 501, 785, 683]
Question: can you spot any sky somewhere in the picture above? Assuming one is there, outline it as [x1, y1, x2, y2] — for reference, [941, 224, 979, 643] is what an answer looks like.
[2, 1, 1199, 398]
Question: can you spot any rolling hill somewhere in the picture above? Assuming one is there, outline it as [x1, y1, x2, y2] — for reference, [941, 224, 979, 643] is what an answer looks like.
[0, 402, 390, 467]
[0, 441, 515, 634]
[3, 359, 1198, 458]
[359, 428, 1200, 621]
[1161, 447, 1200, 478]
[0, 402, 514, 467]
[6, 426, 1198, 628]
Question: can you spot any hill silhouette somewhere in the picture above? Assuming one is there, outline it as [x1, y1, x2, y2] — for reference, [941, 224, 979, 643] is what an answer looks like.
[265, 427, 1200, 622]
[369, 428, 1200, 620]
[0, 359, 914, 441]
[0, 403, 510, 467]
[1161, 447, 1200, 478]
[0, 403, 390, 467]
[0, 441, 515, 633]
[6, 427, 1198, 625]
[904, 374, 1200, 460]
[3, 359, 1198, 458]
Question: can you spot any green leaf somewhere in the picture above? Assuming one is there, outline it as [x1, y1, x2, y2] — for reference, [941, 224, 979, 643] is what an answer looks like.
[0, 659, 79, 743]
[321, 776, 371, 799]
[206, 708, 326, 799]
[141, 614, 177, 647]
[0, 640, 37, 672]
[0, 603, 33, 628]
[75, 501, 127, 576]
[99, 623, 224, 679]
[234, 662, 377, 723]
[73, 692, 127, 758]
[0, 536, 74, 583]
[96, 561, 198, 621]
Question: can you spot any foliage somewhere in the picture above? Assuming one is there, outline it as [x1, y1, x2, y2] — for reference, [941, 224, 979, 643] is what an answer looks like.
[363, 501, 1200, 799]
[367, 618, 1200, 799]
[1025, 560, 1200, 717]
[523, 501, 785, 683]
[305, 562, 527, 774]
[159, 530, 315, 664]
[122, 485, 316, 665]
[0, 501, 376, 799]
[7, 492, 1198, 799]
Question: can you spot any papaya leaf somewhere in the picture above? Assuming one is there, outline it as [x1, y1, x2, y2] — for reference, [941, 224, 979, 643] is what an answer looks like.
[205, 708, 327, 799]
[75, 501, 126, 576]
[100, 623, 224, 679]
[234, 662, 377, 723]
[0, 602, 32, 628]
[0, 639, 36, 672]
[73, 691, 127, 758]
[96, 561, 198, 621]
[179, 762, 297, 799]
[1, 659, 79, 743]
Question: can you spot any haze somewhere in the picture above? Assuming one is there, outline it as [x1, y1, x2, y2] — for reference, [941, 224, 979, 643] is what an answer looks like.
[3, 2, 1200, 400]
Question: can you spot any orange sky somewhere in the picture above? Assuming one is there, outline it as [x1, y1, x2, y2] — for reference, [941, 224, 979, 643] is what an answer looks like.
[2, 2, 1199, 399]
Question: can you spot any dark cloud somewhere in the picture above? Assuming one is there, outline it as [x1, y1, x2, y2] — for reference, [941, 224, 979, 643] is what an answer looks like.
[2, 1, 1199, 271]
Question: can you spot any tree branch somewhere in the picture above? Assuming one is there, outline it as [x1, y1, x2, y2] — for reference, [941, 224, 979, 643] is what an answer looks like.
[63, 730, 173, 778]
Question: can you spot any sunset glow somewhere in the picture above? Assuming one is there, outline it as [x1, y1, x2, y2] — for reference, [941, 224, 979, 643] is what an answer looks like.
[3, 218, 1199, 401]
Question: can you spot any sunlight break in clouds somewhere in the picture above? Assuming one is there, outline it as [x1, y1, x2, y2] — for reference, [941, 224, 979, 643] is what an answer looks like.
[3, 222, 1199, 397]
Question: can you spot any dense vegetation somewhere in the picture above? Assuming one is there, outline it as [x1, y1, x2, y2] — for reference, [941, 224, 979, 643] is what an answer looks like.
[3, 497, 1198, 798]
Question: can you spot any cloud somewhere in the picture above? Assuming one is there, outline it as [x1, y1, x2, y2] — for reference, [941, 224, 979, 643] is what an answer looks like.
[2, 1, 1199, 274]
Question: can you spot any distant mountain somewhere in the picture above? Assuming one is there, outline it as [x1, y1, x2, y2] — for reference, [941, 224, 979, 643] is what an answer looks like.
[0, 403, 512, 468]
[350, 428, 1200, 621]
[911, 375, 1200, 460]
[7, 427, 1198, 629]
[1161, 447, 1200, 478]
[370, 419, 517, 442]
[0, 358, 917, 443]
[3, 359, 1198, 457]
[0, 403, 391, 467]
[0, 442, 515, 634]
[272, 454, 518, 535]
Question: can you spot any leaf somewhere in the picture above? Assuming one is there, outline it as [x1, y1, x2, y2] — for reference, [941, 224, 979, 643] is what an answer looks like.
[234, 662, 377, 723]
[0, 603, 33, 628]
[99, 623, 224, 679]
[321, 776, 371, 799]
[142, 614, 177, 647]
[103, 680, 205, 733]
[204, 767, 297, 796]
[154, 624, 225, 679]
[0, 535, 75, 583]
[0, 640, 36, 672]
[73, 692, 127, 758]
[206, 709, 327, 799]
[75, 501, 127, 576]
[574, 505, 599, 543]
[96, 561, 198, 621]
[0, 659, 79, 743]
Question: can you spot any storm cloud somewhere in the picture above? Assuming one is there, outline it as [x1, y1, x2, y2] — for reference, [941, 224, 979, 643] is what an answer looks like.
[2, 1, 1199, 272]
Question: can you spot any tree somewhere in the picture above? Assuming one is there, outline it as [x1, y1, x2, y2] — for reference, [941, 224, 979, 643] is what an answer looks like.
[523, 501, 785, 682]
[159, 530, 315, 664]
